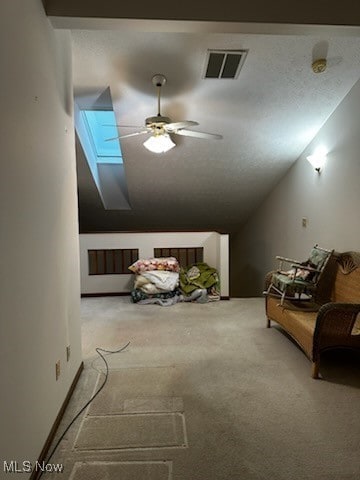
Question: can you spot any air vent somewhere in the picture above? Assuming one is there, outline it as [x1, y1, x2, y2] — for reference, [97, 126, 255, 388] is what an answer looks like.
[204, 49, 248, 79]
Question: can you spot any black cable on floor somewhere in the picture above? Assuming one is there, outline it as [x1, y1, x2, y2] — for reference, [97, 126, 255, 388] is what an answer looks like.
[37, 342, 130, 480]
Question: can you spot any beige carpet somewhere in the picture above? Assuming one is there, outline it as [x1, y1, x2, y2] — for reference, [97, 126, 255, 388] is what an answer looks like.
[45, 297, 360, 480]
[86, 367, 184, 416]
[69, 461, 171, 480]
[74, 412, 186, 451]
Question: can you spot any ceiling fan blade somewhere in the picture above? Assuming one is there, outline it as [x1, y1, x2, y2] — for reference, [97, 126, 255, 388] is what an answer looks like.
[105, 130, 149, 141]
[165, 121, 199, 132]
[174, 129, 223, 140]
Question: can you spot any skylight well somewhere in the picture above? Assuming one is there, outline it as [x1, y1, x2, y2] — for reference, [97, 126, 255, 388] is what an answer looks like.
[75, 100, 130, 210]
[82, 110, 123, 164]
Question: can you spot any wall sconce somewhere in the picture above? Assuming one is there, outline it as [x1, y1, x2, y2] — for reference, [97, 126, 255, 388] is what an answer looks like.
[306, 146, 327, 173]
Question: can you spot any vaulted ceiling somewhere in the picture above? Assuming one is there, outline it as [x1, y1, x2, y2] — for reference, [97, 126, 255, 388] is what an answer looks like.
[46, 6, 360, 232]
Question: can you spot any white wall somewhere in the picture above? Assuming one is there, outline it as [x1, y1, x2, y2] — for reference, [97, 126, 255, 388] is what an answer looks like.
[79, 232, 229, 296]
[219, 234, 230, 296]
[231, 77, 360, 297]
[0, 1, 82, 476]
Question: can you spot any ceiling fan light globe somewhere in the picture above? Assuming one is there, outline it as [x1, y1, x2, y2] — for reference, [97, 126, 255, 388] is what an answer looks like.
[143, 133, 175, 153]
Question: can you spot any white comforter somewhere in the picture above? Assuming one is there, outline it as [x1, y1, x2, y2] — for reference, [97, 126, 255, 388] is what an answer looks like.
[135, 270, 179, 293]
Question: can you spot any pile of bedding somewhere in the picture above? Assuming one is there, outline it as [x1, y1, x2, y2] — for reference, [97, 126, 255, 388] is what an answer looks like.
[129, 257, 221, 306]
[129, 257, 181, 306]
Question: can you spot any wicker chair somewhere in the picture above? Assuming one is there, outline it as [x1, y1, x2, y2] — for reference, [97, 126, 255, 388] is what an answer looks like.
[264, 245, 334, 305]
[265, 251, 360, 378]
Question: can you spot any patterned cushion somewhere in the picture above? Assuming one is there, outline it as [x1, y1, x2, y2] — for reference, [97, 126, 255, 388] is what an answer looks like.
[309, 247, 331, 269]
[129, 257, 180, 274]
[271, 273, 316, 295]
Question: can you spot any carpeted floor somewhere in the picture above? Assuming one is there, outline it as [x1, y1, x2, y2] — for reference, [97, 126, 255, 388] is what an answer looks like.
[46, 297, 360, 480]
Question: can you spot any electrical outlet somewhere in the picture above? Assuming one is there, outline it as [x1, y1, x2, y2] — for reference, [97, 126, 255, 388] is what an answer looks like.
[56, 360, 61, 380]
[66, 345, 71, 362]
[302, 217, 308, 228]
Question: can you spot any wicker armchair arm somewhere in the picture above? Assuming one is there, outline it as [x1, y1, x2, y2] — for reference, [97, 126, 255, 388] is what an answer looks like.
[274, 256, 322, 274]
[275, 256, 302, 273]
[313, 302, 360, 359]
[291, 264, 321, 273]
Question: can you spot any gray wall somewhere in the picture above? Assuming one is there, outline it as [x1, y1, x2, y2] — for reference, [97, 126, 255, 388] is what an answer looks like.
[0, 0, 82, 473]
[231, 77, 360, 297]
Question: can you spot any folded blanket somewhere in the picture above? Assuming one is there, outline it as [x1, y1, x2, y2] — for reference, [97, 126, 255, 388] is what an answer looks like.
[181, 288, 208, 303]
[134, 271, 179, 294]
[131, 288, 180, 304]
[142, 270, 179, 292]
[133, 288, 208, 306]
[180, 262, 220, 295]
[137, 296, 181, 307]
[134, 275, 163, 294]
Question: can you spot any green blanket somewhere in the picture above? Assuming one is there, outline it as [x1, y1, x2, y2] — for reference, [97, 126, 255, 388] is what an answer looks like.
[180, 262, 220, 294]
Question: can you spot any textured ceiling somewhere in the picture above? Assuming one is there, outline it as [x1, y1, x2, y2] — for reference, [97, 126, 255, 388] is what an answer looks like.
[72, 28, 360, 232]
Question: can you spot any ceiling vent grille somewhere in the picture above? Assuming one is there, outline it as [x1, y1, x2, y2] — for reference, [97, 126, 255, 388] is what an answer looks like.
[204, 49, 248, 79]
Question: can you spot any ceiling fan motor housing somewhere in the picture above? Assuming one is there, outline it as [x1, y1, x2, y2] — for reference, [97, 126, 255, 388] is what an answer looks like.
[145, 115, 171, 126]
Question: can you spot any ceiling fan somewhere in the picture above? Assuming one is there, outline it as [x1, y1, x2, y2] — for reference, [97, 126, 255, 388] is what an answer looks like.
[105, 74, 223, 153]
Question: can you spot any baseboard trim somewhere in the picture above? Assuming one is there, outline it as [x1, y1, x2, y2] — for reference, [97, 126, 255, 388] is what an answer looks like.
[81, 292, 230, 300]
[81, 292, 131, 297]
[82, 292, 229, 300]
[30, 361, 84, 480]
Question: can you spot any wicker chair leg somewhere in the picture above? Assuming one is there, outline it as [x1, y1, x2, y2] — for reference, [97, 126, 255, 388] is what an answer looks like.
[311, 358, 320, 379]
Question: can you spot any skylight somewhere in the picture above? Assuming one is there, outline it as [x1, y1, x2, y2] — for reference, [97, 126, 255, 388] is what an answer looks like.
[82, 110, 123, 163]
